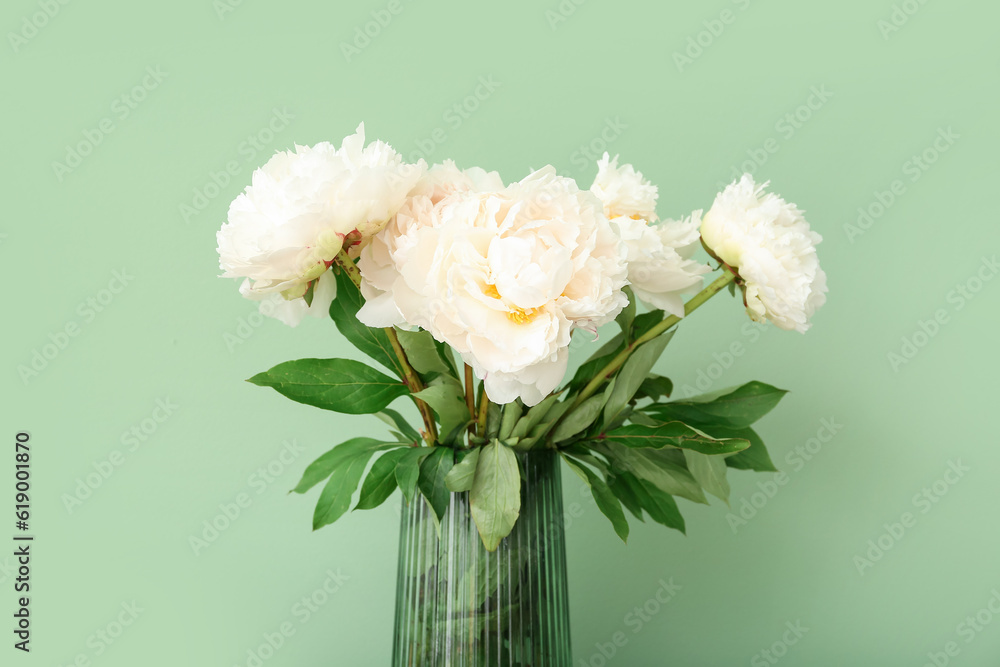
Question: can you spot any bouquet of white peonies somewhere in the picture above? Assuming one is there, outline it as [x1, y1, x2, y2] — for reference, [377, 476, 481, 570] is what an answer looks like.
[217, 124, 827, 550]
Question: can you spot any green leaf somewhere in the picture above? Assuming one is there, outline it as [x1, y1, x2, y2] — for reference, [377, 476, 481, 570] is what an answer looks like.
[302, 279, 316, 307]
[562, 455, 629, 543]
[647, 381, 788, 429]
[684, 450, 731, 503]
[562, 446, 611, 475]
[417, 447, 455, 522]
[396, 447, 434, 504]
[603, 330, 675, 424]
[627, 411, 660, 427]
[355, 448, 409, 510]
[615, 286, 636, 338]
[248, 359, 408, 415]
[621, 472, 686, 533]
[498, 401, 523, 440]
[594, 441, 707, 504]
[433, 339, 459, 377]
[636, 375, 673, 401]
[632, 309, 666, 338]
[565, 333, 625, 394]
[510, 395, 560, 440]
[721, 427, 778, 472]
[606, 421, 749, 455]
[551, 394, 606, 444]
[608, 471, 645, 521]
[444, 447, 481, 492]
[313, 446, 384, 529]
[329, 269, 403, 377]
[442, 420, 475, 446]
[412, 382, 470, 443]
[394, 328, 454, 378]
[528, 400, 574, 441]
[292, 438, 400, 494]
[486, 401, 502, 439]
[375, 409, 422, 444]
[470, 441, 521, 551]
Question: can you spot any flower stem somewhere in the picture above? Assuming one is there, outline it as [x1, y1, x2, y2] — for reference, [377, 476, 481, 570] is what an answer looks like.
[464, 364, 477, 427]
[477, 389, 490, 438]
[570, 269, 737, 411]
[334, 250, 439, 445]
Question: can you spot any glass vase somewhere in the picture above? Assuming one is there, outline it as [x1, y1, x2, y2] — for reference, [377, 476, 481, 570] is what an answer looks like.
[392, 450, 572, 666]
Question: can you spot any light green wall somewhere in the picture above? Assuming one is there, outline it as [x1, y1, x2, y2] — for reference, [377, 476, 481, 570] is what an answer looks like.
[4, 0, 999, 664]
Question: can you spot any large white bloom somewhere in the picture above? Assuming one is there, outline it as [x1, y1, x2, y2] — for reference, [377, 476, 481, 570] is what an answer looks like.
[590, 154, 709, 317]
[357, 161, 505, 327]
[410, 159, 505, 204]
[358, 165, 629, 405]
[217, 123, 424, 325]
[701, 175, 827, 332]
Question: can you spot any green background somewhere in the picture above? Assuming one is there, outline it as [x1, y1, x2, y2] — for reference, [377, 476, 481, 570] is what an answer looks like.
[3, 0, 999, 664]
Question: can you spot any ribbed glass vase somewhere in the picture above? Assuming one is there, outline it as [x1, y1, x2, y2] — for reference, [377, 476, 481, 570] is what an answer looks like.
[392, 450, 572, 667]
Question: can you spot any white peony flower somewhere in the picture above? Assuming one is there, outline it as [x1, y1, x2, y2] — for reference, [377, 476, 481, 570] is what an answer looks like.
[411, 159, 505, 204]
[217, 123, 424, 323]
[591, 153, 658, 221]
[701, 175, 827, 332]
[612, 213, 711, 317]
[238, 269, 338, 328]
[357, 161, 504, 327]
[358, 165, 629, 405]
[590, 153, 710, 317]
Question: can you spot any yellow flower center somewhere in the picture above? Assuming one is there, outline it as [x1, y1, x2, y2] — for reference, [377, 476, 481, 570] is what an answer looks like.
[483, 283, 541, 324]
[607, 208, 646, 221]
[507, 307, 541, 324]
